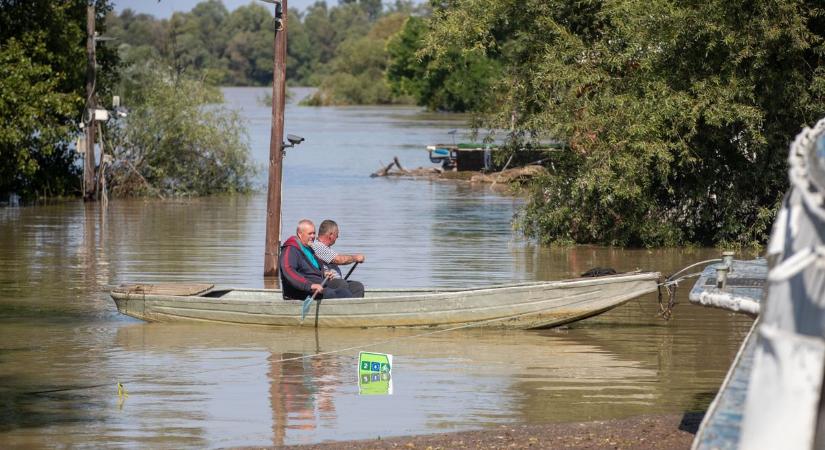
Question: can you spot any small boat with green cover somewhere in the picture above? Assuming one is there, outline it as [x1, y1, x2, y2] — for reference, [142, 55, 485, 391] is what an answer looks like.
[110, 271, 660, 329]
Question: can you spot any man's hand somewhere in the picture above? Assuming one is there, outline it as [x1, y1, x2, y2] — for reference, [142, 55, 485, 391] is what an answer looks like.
[333, 253, 366, 265]
[323, 270, 336, 279]
[310, 283, 324, 295]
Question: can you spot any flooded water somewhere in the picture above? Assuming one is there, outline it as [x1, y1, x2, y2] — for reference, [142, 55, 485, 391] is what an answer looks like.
[0, 88, 754, 447]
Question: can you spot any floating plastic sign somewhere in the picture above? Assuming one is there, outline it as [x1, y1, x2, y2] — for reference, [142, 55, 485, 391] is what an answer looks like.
[358, 351, 392, 395]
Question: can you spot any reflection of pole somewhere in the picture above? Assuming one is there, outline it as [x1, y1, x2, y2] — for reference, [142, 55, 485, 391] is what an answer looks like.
[82, 202, 98, 290]
[269, 353, 286, 447]
[98, 125, 108, 206]
[83, 2, 97, 202]
[264, 0, 288, 277]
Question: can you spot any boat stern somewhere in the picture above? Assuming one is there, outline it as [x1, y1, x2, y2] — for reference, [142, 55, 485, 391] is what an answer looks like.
[110, 291, 147, 320]
[109, 283, 214, 322]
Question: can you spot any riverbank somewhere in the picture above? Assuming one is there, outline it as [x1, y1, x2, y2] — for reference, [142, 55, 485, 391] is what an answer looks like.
[282, 413, 701, 449]
[370, 156, 545, 193]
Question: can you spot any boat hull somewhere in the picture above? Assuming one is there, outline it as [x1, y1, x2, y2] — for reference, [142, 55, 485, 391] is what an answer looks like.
[687, 259, 767, 317]
[110, 272, 660, 329]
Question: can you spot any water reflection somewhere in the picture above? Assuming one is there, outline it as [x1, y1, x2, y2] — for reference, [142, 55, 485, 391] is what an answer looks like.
[50, 314, 744, 447]
[0, 89, 755, 447]
[269, 352, 342, 446]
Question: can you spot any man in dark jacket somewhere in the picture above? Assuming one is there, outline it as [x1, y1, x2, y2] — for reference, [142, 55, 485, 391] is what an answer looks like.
[278, 219, 354, 300]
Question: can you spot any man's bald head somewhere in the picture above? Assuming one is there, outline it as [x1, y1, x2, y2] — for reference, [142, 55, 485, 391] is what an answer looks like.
[296, 219, 316, 246]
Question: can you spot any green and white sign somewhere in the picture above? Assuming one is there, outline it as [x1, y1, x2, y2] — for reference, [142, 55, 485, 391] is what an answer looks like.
[358, 351, 392, 395]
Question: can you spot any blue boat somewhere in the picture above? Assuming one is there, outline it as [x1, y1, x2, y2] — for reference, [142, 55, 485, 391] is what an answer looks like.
[690, 118, 825, 449]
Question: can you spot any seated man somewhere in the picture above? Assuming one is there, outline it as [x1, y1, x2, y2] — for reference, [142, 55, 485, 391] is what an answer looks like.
[311, 219, 365, 298]
[278, 219, 354, 300]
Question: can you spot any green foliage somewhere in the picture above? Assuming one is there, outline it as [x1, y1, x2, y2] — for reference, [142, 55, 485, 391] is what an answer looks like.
[104, 1, 428, 104]
[105, 0, 392, 88]
[286, 9, 319, 84]
[341, 0, 384, 21]
[0, 0, 118, 199]
[167, 1, 230, 79]
[220, 3, 275, 85]
[296, 0, 379, 93]
[107, 1, 275, 86]
[386, 15, 501, 112]
[107, 68, 255, 197]
[0, 38, 79, 198]
[303, 13, 409, 105]
[424, 0, 825, 247]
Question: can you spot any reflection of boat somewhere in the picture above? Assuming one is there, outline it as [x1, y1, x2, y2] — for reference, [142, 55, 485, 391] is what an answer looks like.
[693, 119, 825, 449]
[688, 258, 767, 316]
[111, 321, 660, 445]
[110, 272, 660, 329]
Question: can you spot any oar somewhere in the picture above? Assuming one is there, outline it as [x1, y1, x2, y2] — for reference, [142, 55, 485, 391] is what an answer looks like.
[314, 263, 360, 328]
[301, 277, 328, 322]
[344, 262, 360, 280]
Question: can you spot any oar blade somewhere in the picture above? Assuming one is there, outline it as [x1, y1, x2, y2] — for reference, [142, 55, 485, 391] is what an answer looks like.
[301, 297, 313, 321]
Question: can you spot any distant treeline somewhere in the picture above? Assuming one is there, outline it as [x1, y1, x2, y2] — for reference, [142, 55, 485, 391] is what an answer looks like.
[107, 2, 407, 88]
[105, 0, 495, 110]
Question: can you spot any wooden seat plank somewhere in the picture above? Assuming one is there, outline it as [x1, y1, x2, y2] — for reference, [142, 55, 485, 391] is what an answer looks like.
[112, 283, 214, 296]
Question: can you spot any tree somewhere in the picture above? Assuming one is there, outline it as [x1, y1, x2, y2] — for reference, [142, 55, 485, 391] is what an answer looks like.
[106, 9, 167, 50]
[166, 0, 229, 80]
[221, 3, 274, 85]
[286, 8, 319, 85]
[302, 1, 372, 71]
[104, 1, 401, 91]
[0, 38, 78, 198]
[0, 0, 118, 199]
[386, 15, 500, 112]
[303, 12, 408, 105]
[339, 0, 383, 20]
[107, 67, 255, 197]
[424, 0, 825, 246]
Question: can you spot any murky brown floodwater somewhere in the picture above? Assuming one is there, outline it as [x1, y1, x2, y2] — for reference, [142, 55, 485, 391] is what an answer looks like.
[0, 88, 754, 447]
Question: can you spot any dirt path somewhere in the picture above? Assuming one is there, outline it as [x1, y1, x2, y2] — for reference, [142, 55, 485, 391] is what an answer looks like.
[278, 413, 702, 450]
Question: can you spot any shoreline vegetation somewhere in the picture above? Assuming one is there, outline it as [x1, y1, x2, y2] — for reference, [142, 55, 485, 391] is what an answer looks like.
[2, 0, 824, 247]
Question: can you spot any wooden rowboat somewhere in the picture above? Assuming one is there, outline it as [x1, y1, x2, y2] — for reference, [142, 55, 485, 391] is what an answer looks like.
[110, 271, 660, 329]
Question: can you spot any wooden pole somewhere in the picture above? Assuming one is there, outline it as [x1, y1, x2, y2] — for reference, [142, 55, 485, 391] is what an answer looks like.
[83, 2, 97, 202]
[264, 0, 288, 277]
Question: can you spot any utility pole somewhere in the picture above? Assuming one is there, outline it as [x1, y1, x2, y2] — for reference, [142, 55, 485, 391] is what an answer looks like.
[83, 1, 97, 201]
[263, 0, 288, 277]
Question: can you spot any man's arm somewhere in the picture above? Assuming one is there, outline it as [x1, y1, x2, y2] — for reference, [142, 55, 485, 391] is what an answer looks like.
[312, 240, 364, 266]
[331, 253, 365, 265]
[279, 246, 314, 292]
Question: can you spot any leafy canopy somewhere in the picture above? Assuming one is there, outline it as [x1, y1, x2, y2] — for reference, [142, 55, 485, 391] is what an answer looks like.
[107, 65, 256, 197]
[0, 0, 118, 199]
[423, 0, 825, 246]
[386, 15, 500, 112]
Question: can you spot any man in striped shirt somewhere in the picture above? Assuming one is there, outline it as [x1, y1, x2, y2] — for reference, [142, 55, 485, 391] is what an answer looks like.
[312, 219, 365, 298]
